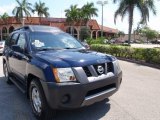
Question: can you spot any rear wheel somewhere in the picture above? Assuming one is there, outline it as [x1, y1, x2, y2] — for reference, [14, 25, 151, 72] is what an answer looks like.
[29, 79, 56, 120]
[3, 62, 12, 84]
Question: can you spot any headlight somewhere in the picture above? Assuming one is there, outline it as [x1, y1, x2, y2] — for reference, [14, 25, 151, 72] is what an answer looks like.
[53, 68, 76, 83]
[113, 60, 121, 74]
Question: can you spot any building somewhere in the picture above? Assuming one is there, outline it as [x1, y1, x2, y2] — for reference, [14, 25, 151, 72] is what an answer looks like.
[117, 34, 147, 43]
[0, 17, 118, 40]
[98, 25, 119, 38]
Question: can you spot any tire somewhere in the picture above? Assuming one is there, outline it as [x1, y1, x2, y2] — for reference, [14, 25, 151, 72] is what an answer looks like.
[29, 79, 56, 120]
[3, 62, 12, 84]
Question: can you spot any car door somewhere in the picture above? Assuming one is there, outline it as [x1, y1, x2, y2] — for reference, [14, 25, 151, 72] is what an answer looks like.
[8, 33, 19, 73]
[11, 33, 29, 81]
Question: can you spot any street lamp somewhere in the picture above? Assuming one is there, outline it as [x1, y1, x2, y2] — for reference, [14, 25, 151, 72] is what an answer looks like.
[97, 1, 108, 37]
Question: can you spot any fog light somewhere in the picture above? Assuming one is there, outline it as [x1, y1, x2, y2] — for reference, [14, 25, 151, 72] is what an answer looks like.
[61, 95, 70, 104]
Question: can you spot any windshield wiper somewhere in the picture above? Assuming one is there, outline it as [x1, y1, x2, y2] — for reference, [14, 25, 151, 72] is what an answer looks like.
[63, 47, 77, 49]
[36, 48, 58, 51]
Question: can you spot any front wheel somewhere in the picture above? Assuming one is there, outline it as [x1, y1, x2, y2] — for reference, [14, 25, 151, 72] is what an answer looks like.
[29, 79, 56, 120]
[3, 62, 12, 84]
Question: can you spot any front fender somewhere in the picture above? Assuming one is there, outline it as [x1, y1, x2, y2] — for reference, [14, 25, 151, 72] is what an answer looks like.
[26, 59, 55, 82]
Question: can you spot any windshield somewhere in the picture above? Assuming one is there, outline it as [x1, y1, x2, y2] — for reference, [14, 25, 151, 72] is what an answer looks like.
[30, 32, 84, 50]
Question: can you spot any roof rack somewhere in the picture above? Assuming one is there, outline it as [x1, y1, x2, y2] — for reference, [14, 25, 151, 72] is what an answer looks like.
[13, 25, 63, 33]
[14, 26, 32, 31]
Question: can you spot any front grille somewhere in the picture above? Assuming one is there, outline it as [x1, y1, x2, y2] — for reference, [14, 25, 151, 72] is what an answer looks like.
[86, 83, 116, 97]
[83, 67, 92, 77]
[107, 62, 114, 72]
[83, 62, 114, 77]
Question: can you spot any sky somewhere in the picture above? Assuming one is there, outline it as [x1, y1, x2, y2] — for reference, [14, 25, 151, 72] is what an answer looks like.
[0, 0, 160, 33]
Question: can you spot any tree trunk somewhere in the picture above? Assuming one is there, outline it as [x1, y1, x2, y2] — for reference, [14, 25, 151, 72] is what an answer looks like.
[39, 15, 42, 25]
[71, 21, 74, 37]
[128, 6, 134, 45]
[71, 26, 73, 36]
[79, 19, 83, 40]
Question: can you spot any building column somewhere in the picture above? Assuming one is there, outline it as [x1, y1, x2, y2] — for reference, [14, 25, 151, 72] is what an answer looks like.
[96, 31, 99, 39]
[77, 30, 80, 40]
[91, 31, 93, 39]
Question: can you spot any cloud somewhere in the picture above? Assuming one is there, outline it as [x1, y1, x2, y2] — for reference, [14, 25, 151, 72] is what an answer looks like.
[0, 3, 16, 15]
[32, 11, 38, 17]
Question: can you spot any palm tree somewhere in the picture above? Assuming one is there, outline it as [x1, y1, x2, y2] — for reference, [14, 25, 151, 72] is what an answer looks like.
[65, 5, 79, 35]
[65, 3, 98, 38]
[12, 0, 32, 24]
[0, 12, 9, 25]
[33, 1, 50, 24]
[81, 2, 98, 26]
[113, 0, 156, 45]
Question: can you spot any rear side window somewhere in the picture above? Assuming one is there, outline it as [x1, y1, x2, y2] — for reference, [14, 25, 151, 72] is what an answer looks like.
[17, 34, 26, 50]
[10, 33, 19, 46]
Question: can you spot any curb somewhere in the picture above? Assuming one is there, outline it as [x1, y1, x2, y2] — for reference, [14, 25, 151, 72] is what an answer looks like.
[117, 57, 160, 70]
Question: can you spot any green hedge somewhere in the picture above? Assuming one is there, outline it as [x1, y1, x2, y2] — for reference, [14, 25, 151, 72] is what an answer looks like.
[86, 37, 106, 45]
[90, 44, 160, 65]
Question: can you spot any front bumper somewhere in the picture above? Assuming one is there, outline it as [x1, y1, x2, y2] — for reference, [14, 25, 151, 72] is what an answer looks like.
[41, 71, 122, 110]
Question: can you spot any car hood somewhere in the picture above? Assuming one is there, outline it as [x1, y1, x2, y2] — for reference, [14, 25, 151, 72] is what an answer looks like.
[34, 49, 113, 67]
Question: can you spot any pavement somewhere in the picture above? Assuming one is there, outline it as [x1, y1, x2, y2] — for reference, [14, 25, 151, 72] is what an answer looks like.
[131, 44, 160, 48]
[0, 56, 160, 120]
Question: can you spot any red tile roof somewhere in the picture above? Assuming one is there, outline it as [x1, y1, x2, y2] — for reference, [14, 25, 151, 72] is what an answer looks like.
[99, 25, 118, 33]
[88, 19, 100, 30]
[50, 22, 65, 30]
[41, 18, 66, 22]
[0, 17, 118, 33]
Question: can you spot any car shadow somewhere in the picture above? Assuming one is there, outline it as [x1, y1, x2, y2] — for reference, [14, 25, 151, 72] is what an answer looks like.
[0, 76, 111, 120]
[55, 99, 110, 120]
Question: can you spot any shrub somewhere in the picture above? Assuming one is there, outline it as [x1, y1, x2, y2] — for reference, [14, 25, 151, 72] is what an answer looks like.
[86, 37, 106, 45]
[90, 44, 160, 65]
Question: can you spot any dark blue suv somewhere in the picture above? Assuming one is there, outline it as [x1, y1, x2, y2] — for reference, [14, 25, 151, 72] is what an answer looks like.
[2, 25, 122, 120]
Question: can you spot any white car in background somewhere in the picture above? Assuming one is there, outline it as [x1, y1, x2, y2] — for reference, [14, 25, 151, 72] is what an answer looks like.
[0, 40, 5, 55]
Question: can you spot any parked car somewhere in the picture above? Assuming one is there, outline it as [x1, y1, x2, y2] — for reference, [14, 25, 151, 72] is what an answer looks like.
[133, 40, 141, 44]
[3, 25, 122, 120]
[151, 40, 160, 44]
[124, 40, 134, 44]
[109, 39, 116, 44]
[0, 40, 5, 55]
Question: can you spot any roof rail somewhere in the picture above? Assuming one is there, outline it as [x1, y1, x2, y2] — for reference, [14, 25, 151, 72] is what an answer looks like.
[14, 26, 31, 31]
[13, 25, 63, 33]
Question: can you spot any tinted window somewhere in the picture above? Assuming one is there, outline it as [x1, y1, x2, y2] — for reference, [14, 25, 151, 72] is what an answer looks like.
[30, 32, 84, 50]
[17, 34, 26, 50]
[10, 33, 19, 46]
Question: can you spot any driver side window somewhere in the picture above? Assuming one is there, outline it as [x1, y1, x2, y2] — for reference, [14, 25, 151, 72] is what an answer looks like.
[10, 33, 19, 46]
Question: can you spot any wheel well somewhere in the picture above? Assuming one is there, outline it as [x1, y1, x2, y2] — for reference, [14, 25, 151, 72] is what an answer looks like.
[27, 74, 41, 98]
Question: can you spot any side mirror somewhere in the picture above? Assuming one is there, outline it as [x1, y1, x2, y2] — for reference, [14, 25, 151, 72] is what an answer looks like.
[11, 45, 22, 52]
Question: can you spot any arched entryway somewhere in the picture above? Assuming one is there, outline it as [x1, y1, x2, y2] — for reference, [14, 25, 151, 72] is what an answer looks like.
[9, 26, 15, 33]
[92, 31, 97, 39]
[66, 27, 78, 39]
[2, 27, 8, 40]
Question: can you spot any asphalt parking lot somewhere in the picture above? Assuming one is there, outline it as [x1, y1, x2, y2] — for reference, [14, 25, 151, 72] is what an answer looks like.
[0, 56, 160, 120]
